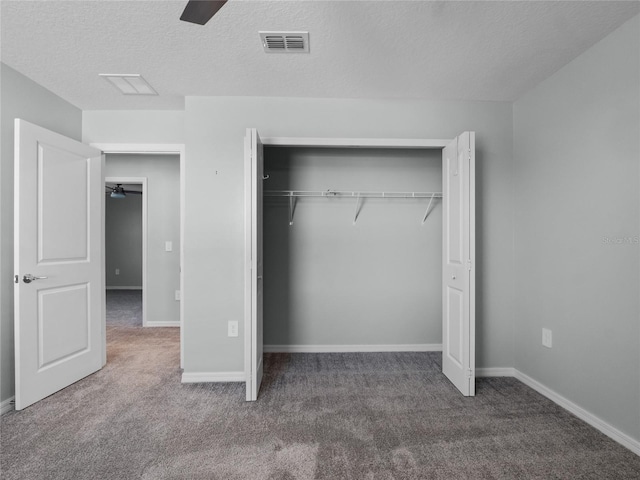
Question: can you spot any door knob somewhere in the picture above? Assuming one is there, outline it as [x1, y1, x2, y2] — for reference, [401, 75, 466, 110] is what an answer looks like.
[452, 275, 456, 280]
[23, 274, 48, 284]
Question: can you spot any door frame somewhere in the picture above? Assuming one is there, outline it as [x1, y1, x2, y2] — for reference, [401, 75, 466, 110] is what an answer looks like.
[91, 143, 185, 368]
[104, 176, 148, 325]
[245, 135, 474, 398]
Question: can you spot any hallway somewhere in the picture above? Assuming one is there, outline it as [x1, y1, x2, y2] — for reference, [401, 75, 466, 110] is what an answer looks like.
[106, 289, 143, 327]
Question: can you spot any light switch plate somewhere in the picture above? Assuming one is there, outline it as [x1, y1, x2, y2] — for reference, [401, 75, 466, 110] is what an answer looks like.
[165, 241, 173, 252]
[542, 328, 552, 348]
[228, 321, 238, 337]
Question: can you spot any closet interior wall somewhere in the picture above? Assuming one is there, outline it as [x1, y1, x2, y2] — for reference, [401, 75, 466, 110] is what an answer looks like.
[263, 146, 443, 348]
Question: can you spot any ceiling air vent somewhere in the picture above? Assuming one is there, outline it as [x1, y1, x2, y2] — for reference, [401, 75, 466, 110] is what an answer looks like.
[259, 31, 309, 53]
[99, 74, 157, 95]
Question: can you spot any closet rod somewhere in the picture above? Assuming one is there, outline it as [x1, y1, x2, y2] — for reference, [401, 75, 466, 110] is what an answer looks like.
[264, 190, 443, 199]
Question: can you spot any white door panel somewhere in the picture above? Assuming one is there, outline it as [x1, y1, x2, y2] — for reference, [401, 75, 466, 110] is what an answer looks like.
[442, 132, 475, 396]
[445, 285, 464, 367]
[14, 119, 104, 410]
[38, 143, 89, 262]
[245, 128, 264, 401]
[38, 284, 90, 369]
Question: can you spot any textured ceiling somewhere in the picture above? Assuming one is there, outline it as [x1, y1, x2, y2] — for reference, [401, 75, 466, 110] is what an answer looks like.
[1, 0, 638, 110]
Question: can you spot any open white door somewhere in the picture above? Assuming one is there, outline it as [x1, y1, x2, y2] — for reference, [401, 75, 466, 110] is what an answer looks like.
[244, 128, 264, 401]
[442, 131, 475, 396]
[14, 119, 105, 410]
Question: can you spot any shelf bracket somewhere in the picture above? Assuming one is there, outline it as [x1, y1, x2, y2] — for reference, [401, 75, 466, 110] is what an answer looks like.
[288, 192, 296, 226]
[353, 193, 362, 225]
[422, 193, 435, 224]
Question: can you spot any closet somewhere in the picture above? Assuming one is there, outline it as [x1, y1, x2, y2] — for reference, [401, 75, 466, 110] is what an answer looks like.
[244, 131, 475, 401]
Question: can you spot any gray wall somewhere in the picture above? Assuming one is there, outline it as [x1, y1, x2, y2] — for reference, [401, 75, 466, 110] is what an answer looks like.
[106, 189, 143, 287]
[264, 147, 443, 346]
[83, 110, 185, 145]
[513, 15, 639, 442]
[184, 97, 514, 374]
[0, 63, 83, 404]
[105, 155, 181, 325]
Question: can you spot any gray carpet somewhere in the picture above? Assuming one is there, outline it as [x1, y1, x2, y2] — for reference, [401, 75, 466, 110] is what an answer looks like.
[2, 327, 639, 479]
[106, 289, 142, 327]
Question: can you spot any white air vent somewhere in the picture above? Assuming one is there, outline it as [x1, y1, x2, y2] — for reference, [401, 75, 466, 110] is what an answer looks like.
[99, 74, 157, 95]
[259, 31, 309, 53]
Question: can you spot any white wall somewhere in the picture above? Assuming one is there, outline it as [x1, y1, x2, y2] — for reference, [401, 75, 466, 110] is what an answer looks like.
[82, 110, 184, 145]
[0, 63, 83, 404]
[183, 97, 514, 375]
[105, 155, 181, 325]
[106, 190, 143, 288]
[513, 15, 640, 442]
[263, 146, 443, 347]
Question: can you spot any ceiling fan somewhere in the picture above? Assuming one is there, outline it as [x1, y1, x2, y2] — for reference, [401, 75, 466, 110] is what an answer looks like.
[106, 184, 143, 199]
[180, 0, 228, 25]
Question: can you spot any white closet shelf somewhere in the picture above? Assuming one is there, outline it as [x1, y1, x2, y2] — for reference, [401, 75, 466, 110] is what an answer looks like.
[264, 190, 442, 198]
[264, 190, 442, 225]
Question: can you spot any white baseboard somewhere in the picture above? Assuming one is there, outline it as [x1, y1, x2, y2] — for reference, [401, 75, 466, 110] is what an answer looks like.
[264, 344, 442, 353]
[181, 371, 245, 383]
[514, 369, 640, 456]
[145, 321, 180, 327]
[106, 286, 142, 290]
[476, 367, 515, 377]
[1, 397, 15, 415]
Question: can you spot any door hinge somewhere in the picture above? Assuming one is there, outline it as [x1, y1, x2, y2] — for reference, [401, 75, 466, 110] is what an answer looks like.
[467, 260, 472, 271]
[14, 275, 18, 284]
[466, 369, 473, 378]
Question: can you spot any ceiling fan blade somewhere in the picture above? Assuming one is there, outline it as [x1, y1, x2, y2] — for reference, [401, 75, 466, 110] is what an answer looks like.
[123, 190, 143, 195]
[180, 0, 227, 25]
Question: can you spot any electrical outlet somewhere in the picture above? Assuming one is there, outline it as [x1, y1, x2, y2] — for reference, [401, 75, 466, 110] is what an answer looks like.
[228, 321, 238, 337]
[115, 268, 120, 275]
[542, 328, 552, 348]
[165, 241, 173, 252]
[175, 290, 181, 301]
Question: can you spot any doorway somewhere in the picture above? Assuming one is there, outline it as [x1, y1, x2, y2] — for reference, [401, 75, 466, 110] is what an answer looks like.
[94, 144, 186, 368]
[245, 132, 475, 401]
[105, 178, 146, 327]
[104, 154, 180, 323]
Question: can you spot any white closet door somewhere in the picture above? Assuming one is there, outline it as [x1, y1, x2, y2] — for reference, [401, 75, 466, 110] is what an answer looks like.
[442, 131, 476, 396]
[14, 119, 105, 410]
[244, 128, 264, 401]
